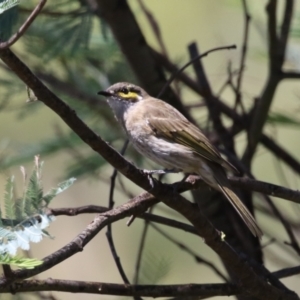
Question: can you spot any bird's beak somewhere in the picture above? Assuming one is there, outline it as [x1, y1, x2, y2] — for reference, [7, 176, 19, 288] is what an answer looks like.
[97, 91, 113, 97]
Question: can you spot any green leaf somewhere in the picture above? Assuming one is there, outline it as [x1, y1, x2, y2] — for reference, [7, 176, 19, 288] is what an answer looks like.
[24, 160, 43, 213]
[0, 253, 43, 269]
[0, 0, 19, 40]
[43, 177, 76, 205]
[0, 0, 19, 14]
[25, 7, 92, 61]
[65, 154, 106, 179]
[0, 156, 74, 256]
[4, 176, 15, 222]
[139, 251, 172, 284]
[267, 112, 300, 127]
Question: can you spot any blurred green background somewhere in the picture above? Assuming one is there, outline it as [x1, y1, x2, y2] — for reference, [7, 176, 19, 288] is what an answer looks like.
[1, 0, 300, 299]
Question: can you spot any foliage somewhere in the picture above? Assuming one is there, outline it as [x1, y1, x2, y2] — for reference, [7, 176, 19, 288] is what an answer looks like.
[268, 112, 300, 127]
[0, 156, 75, 268]
[0, 0, 19, 40]
[138, 250, 171, 284]
[0, 253, 42, 269]
[0, 0, 137, 179]
[0, 0, 19, 15]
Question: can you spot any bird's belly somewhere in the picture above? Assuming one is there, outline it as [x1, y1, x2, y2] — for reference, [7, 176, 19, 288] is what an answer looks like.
[130, 135, 201, 173]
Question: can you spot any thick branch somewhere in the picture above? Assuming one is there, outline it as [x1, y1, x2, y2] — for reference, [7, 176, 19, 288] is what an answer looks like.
[0, 279, 239, 297]
[0, 192, 158, 284]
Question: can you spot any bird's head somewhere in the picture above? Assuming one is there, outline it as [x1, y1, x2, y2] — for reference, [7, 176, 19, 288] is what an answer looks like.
[98, 82, 149, 103]
[98, 82, 149, 123]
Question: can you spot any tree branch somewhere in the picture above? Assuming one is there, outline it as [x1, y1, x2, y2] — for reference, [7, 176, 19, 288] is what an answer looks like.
[243, 0, 294, 165]
[281, 71, 300, 79]
[0, 279, 239, 297]
[229, 177, 300, 204]
[0, 0, 47, 49]
[236, 0, 250, 98]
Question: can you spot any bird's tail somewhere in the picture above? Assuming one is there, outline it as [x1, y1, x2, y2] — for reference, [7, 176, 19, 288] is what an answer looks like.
[217, 182, 262, 238]
[206, 165, 263, 238]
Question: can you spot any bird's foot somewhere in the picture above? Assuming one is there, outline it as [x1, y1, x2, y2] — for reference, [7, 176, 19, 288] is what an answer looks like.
[140, 169, 156, 189]
[142, 168, 181, 189]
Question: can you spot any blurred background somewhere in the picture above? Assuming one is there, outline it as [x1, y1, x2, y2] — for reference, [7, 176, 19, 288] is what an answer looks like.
[0, 0, 300, 299]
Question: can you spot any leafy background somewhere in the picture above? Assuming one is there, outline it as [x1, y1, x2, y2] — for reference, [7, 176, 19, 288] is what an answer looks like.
[0, 0, 300, 299]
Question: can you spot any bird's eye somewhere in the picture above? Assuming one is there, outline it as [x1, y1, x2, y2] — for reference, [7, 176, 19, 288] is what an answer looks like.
[121, 88, 129, 94]
[117, 87, 139, 101]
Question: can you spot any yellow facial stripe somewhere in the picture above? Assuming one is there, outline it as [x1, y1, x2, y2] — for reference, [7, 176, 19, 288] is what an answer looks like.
[117, 91, 138, 99]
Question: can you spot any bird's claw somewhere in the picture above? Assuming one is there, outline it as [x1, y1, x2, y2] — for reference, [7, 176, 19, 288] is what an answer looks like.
[142, 169, 180, 189]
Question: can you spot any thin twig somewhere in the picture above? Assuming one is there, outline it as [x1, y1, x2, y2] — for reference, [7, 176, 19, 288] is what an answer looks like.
[243, 0, 294, 165]
[273, 265, 300, 279]
[262, 194, 300, 256]
[281, 71, 300, 79]
[133, 206, 153, 284]
[157, 44, 236, 99]
[51, 205, 197, 235]
[187, 43, 235, 153]
[235, 0, 250, 103]
[151, 223, 229, 282]
[19, 7, 86, 17]
[106, 140, 132, 285]
[0, 0, 47, 49]
[229, 177, 300, 204]
[137, 0, 168, 57]
[227, 62, 246, 115]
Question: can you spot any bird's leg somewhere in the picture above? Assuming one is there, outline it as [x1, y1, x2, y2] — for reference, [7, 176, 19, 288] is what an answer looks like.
[129, 169, 181, 225]
[142, 168, 181, 189]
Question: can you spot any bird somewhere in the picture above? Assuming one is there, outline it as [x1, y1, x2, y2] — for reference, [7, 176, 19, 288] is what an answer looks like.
[98, 82, 262, 238]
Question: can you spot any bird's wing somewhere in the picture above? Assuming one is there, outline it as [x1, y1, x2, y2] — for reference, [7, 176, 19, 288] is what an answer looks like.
[142, 99, 237, 172]
[145, 108, 223, 165]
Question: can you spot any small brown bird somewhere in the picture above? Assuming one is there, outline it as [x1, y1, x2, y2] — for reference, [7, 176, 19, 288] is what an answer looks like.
[98, 82, 262, 238]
